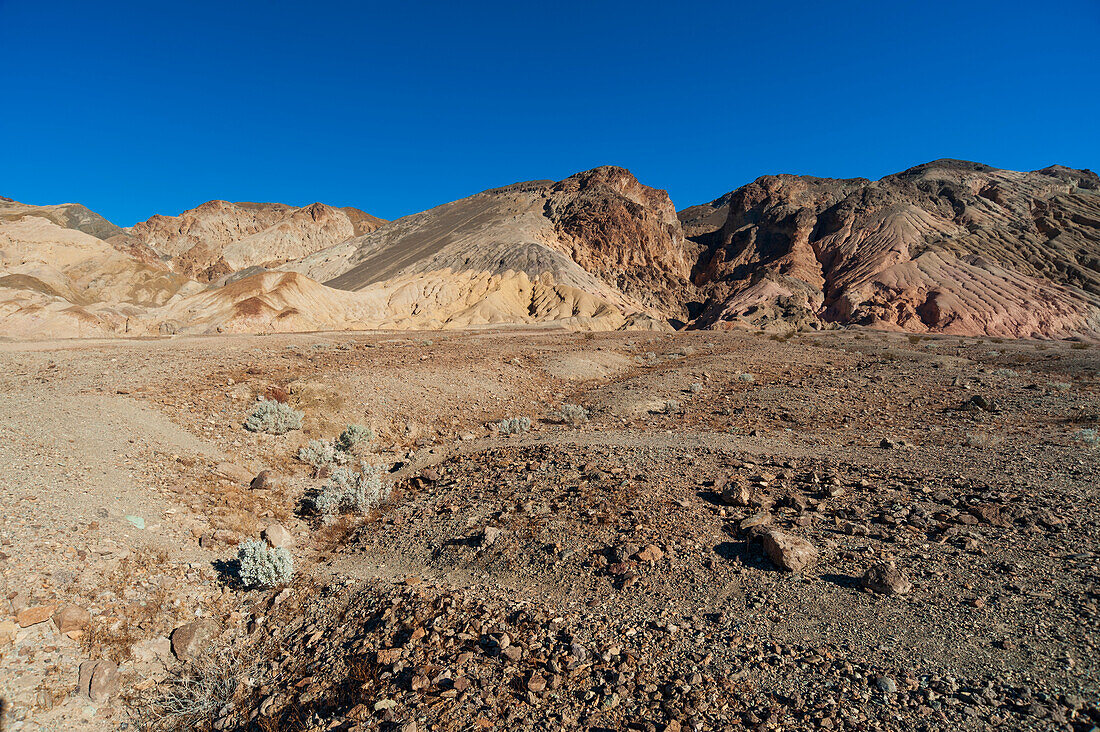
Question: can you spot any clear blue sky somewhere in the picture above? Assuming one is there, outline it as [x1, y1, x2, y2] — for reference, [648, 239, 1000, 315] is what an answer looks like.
[2, 0, 1097, 226]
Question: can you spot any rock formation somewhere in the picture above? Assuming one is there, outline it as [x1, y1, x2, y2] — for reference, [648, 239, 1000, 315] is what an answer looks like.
[683, 160, 1100, 338]
[116, 200, 385, 281]
[3, 160, 1098, 340]
[285, 166, 691, 329]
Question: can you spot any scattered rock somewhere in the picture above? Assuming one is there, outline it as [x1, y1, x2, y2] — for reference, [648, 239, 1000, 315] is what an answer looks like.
[760, 530, 818, 573]
[636, 544, 663, 563]
[480, 527, 502, 548]
[53, 604, 91, 634]
[262, 523, 292, 548]
[78, 659, 120, 702]
[250, 470, 281, 490]
[720, 480, 753, 506]
[16, 604, 56, 628]
[171, 619, 218, 661]
[740, 512, 773, 531]
[875, 675, 898, 693]
[861, 562, 913, 595]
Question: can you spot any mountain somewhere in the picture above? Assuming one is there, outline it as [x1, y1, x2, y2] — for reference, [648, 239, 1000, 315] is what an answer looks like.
[284, 166, 689, 329]
[0, 208, 198, 338]
[682, 160, 1100, 338]
[2, 160, 1099, 340]
[115, 200, 385, 282]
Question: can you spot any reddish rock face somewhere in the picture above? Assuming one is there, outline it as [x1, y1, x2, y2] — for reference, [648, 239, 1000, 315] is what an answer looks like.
[682, 160, 1100, 338]
[546, 166, 692, 315]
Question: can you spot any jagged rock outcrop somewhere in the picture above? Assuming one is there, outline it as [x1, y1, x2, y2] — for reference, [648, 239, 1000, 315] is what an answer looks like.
[116, 200, 385, 281]
[683, 160, 1100, 338]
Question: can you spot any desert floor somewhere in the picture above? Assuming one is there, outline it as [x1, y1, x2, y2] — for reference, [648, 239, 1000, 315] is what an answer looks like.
[0, 328, 1097, 731]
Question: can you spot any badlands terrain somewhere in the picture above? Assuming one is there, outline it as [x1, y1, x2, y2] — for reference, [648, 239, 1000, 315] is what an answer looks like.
[0, 159, 1098, 731]
[2, 159, 1099, 339]
[0, 328, 1098, 731]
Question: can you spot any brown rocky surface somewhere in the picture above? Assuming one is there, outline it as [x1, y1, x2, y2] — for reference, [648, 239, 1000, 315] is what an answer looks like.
[0, 328, 1097, 730]
[683, 160, 1100, 338]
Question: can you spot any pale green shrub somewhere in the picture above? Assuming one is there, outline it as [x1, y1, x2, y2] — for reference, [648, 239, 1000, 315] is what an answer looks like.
[237, 539, 293, 588]
[554, 404, 589, 426]
[496, 416, 531, 435]
[335, 424, 373, 452]
[243, 399, 303, 435]
[313, 461, 390, 515]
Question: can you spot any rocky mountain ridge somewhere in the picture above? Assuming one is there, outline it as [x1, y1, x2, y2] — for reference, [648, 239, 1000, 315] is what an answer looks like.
[2, 159, 1098, 339]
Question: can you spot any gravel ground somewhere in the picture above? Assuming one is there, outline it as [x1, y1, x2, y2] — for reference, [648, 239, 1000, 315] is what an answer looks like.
[0, 328, 1096, 731]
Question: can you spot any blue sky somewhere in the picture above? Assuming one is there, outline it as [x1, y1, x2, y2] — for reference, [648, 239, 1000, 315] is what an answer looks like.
[2, 0, 1097, 225]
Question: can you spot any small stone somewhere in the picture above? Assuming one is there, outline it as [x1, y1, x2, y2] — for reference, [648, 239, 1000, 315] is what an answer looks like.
[720, 480, 752, 507]
[53, 605, 91, 634]
[170, 619, 218, 661]
[250, 470, 281, 491]
[636, 544, 663, 563]
[480, 527, 502, 547]
[760, 530, 817, 573]
[861, 562, 912, 595]
[262, 523, 292, 548]
[78, 659, 120, 702]
[740, 512, 773, 531]
[527, 673, 547, 693]
[16, 605, 56, 627]
[0, 620, 17, 646]
[875, 676, 898, 693]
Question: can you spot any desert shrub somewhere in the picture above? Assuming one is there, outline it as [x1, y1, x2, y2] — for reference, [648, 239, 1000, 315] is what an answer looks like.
[335, 423, 373, 452]
[243, 399, 303, 435]
[139, 647, 244, 730]
[907, 334, 923, 344]
[992, 368, 1017, 377]
[554, 404, 589, 426]
[689, 382, 703, 394]
[1074, 428, 1099, 447]
[237, 539, 293, 588]
[737, 373, 755, 382]
[496, 416, 532, 435]
[661, 400, 681, 414]
[313, 461, 390, 515]
[298, 439, 350, 470]
[1071, 342, 1091, 350]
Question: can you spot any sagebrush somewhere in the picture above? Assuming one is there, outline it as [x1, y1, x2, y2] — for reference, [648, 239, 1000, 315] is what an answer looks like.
[554, 404, 589, 426]
[243, 399, 303, 435]
[237, 539, 293, 588]
[313, 461, 390, 515]
[496, 416, 532, 435]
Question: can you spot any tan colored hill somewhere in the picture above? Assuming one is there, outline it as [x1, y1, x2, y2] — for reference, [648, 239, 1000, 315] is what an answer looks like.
[0, 212, 200, 338]
[682, 160, 1100, 338]
[115, 200, 385, 282]
[286, 166, 689, 328]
